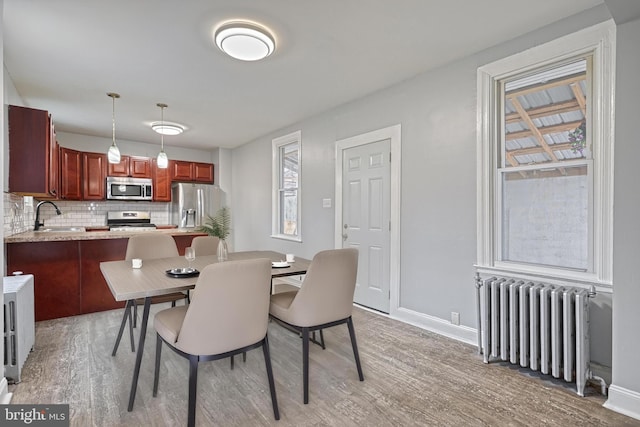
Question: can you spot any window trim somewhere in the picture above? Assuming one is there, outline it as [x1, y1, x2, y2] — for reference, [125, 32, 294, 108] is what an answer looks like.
[476, 20, 615, 286]
[271, 130, 302, 242]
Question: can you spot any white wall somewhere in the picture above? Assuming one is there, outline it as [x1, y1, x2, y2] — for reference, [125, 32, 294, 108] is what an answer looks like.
[57, 131, 217, 165]
[231, 4, 618, 378]
[607, 14, 640, 420]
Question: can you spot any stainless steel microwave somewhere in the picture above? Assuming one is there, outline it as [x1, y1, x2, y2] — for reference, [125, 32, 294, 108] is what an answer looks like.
[106, 177, 153, 201]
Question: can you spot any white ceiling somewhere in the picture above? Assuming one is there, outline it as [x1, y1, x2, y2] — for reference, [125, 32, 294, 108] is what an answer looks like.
[3, 0, 604, 151]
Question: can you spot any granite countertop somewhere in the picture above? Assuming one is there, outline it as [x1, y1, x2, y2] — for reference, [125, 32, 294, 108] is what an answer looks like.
[4, 228, 207, 243]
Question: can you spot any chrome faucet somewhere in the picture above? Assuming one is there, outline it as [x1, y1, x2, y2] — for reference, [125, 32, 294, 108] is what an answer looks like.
[34, 200, 62, 231]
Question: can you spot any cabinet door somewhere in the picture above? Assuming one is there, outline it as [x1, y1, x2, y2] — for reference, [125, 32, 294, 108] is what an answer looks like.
[8, 105, 59, 198]
[80, 239, 128, 314]
[193, 162, 214, 183]
[60, 147, 83, 200]
[153, 158, 172, 201]
[130, 156, 152, 178]
[171, 160, 193, 181]
[107, 155, 130, 176]
[83, 152, 107, 200]
[7, 241, 81, 321]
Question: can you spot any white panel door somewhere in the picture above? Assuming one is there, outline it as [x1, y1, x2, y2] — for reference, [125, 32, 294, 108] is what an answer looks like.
[342, 138, 391, 312]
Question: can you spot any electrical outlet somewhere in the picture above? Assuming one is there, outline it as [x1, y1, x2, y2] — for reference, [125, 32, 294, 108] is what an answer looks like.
[451, 312, 460, 325]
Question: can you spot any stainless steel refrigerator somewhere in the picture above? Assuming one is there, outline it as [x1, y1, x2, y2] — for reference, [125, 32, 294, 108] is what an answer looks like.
[171, 183, 225, 229]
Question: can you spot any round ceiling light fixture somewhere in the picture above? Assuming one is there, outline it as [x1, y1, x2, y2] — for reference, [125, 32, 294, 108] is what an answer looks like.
[150, 121, 185, 136]
[215, 21, 275, 61]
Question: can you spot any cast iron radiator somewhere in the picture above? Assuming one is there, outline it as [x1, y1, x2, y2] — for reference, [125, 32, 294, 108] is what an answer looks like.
[3, 274, 35, 384]
[475, 274, 606, 396]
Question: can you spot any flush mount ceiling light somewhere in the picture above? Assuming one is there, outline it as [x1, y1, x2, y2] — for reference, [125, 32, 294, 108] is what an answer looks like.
[150, 121, 184, 136]
[215, 21, 275, 61]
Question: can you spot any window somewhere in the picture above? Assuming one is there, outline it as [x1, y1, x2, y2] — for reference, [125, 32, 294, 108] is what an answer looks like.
[477, 21, 615, 285]
[272, 131, 301, 241]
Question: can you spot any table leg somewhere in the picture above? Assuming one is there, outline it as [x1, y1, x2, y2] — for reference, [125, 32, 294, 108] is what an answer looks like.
[127, 296, 151, 411]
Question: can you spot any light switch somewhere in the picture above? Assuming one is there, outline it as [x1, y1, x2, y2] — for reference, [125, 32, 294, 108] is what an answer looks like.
[322, 198, 332, 208]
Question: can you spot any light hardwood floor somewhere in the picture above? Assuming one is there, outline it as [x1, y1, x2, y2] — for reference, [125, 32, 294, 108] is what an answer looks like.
[8, 303, 639, 426]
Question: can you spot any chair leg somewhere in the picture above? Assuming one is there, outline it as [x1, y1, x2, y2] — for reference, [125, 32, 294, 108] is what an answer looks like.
[302, 327, 310, 404]
[230, 355, 234, 369]
[347, 317, 364, 381]
[128, 304, 135, 352]
[262, 335, 280, 420]
[133, 300, 138, 328]
[112, 300, 135, 356]
[153, 334, 162, 396]
[188, 356, 199, 427]
[319, 329, 325, 349]
[243, 352, 247, 363]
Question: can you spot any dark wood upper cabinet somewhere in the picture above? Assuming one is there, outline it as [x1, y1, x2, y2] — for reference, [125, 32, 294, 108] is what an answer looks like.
[83, 152, 107, 200]
[170, 160, 214, 183]
[193, 162, 214, 183]
[59, 147, 83, 200]
[8, 105, 60, 198]
[152, 158, 172, 202]
[130, 156, 152, 178]
[107, 155, 152, 178]
[170, 160, 193, 181]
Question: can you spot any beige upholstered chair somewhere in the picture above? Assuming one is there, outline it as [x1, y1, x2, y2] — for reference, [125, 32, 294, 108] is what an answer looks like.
[269, 248, 364, 403]
[111, 234, 189, 356]
[153, 258, 279, 427]
[190, 235, 219, 256]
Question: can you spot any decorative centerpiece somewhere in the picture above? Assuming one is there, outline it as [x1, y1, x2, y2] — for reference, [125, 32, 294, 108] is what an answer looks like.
[199, 206, 231, 261]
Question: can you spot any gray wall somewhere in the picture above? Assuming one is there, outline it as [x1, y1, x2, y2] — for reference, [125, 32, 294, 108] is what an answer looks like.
[611, 14, 640, 410]
[57, 132, 217, 165]
[231, 5, 618, 378]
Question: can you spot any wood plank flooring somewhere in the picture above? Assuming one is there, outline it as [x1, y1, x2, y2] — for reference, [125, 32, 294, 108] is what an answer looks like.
[8, 304, 639, 426]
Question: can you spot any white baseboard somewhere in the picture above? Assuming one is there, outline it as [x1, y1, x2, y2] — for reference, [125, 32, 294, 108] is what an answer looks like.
[604, 384, 640, 421]
[391, 306, 477, 346]
[0, 377, 12, 404]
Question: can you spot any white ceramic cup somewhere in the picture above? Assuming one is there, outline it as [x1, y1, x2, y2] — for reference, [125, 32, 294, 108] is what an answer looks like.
[132, 258, 143, 269]
[286, 253, 295, 263]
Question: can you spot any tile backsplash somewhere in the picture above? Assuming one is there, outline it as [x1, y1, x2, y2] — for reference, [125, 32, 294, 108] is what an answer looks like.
[3, 193, 171, 237]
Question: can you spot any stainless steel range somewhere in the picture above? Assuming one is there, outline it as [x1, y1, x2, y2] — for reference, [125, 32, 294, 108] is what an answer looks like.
[107, 211, 157, 232]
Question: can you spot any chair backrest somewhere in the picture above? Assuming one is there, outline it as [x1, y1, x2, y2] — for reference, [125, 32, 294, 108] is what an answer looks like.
[176, 258, 272, 355]
[125, 234, 179, 260]
[286, 248, 359, 327]
[190, 235, 220, 256]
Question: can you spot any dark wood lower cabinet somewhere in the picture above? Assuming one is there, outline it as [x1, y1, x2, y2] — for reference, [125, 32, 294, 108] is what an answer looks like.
[6, 241, 81, 321]
[80, 239, 129, 314]
[6, 234, 206, 321]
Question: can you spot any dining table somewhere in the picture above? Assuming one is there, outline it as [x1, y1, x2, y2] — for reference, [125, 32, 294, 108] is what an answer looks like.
[100, 250, 310, 412]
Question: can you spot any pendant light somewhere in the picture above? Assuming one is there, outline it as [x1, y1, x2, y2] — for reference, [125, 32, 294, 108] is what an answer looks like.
[107, 92, 121, 164]
[156, 103, 169, 169]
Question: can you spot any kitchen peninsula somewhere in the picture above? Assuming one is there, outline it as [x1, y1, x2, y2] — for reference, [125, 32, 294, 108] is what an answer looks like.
[5, 228, 206, 321]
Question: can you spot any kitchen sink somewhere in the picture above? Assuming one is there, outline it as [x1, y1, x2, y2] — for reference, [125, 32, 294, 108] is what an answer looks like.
[35, 226, 86, 232]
